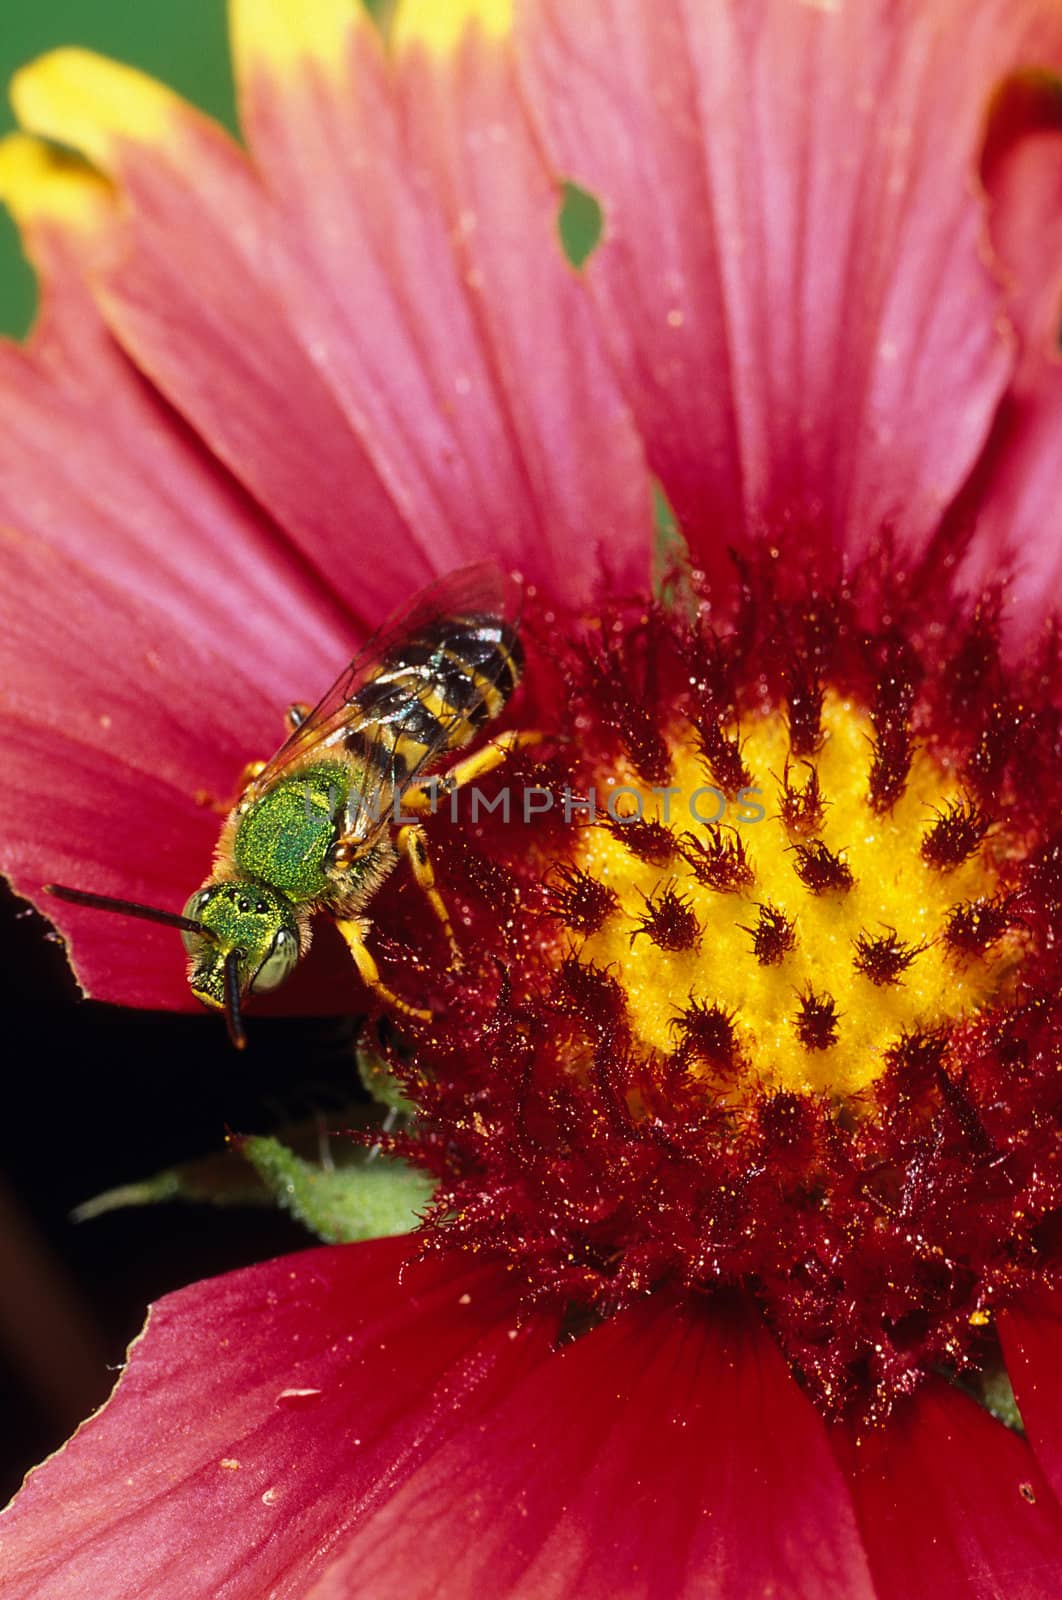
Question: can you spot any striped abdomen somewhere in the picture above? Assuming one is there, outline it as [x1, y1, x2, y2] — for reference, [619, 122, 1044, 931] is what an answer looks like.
[344, 612, 523, 786]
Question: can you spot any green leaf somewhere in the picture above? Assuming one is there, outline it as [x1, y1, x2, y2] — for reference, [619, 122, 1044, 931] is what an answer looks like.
[557, 180, 603, 269]
[235, 1134, 435, 1244]
[651, 481, 696, 620]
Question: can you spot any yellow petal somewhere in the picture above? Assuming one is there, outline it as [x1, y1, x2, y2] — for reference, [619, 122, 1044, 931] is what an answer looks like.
[229, 0, 363, 80]
[393, 0, 513, 54]
[11, 48, 180, 171]
[0, 132, 110, 229]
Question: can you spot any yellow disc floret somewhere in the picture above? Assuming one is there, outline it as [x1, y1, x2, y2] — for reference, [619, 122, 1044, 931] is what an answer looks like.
[574, 694, 1014, 1098]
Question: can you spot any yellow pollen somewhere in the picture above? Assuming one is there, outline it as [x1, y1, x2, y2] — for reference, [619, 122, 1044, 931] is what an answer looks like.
[573, 694, 1016, 1098]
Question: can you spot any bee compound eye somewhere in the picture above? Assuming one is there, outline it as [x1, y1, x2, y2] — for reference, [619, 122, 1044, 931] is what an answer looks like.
[180, 889, 212, 955]
[250, 928, 298, 994]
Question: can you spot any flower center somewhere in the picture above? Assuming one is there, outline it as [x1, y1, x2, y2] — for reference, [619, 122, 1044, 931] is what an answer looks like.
[390, 575, 1062, 1423]
[571, 692, 1015, 1102]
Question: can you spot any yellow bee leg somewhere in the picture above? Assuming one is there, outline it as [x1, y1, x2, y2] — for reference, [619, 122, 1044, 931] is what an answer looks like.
[405, 730, 544, 811]
[239, 758, 268, 789]
[286, 702, 311, 732]
[396, 823, 462, 968]
[334, 916, 432, 1023]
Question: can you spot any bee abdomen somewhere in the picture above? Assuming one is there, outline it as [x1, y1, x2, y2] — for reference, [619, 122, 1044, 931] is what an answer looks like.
[346, 612, 523, 780]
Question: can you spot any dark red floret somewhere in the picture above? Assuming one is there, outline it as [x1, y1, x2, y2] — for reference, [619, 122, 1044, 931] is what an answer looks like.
[852, 927, 924, 985]
[602, 815, 678, 867]
[777, 759, 826, 835]
[795, 986, 840, 1050]
[679, 826, 754, 891]
[673, 999, 740, 1072]
[944, 897, 1011, 958]
[921, 797, 991, 869]
[697, 719, 752, 797]
[790, 839, 854, 895]
[544, 863, 618, 935]
[742, 902, 797, 965]
[631, 882, 700, 952]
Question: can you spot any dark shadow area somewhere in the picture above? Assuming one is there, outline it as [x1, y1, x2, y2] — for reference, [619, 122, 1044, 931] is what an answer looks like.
[0, 878, 371, 1503]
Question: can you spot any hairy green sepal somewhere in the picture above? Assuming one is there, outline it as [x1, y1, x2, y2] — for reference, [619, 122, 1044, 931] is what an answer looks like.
[236, 1134, 435, 1243]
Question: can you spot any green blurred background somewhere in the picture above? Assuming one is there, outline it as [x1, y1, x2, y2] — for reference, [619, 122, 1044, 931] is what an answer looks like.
[0, 0, 238, 338]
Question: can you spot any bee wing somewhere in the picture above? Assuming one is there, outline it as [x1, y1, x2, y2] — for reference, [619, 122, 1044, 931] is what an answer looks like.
[245, 562, 522, 821]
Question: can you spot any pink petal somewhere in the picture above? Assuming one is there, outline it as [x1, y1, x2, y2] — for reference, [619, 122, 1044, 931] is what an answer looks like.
[517, 0, 1062, 581]
[9, 50, 431, 630]
[1000, 1290, 1062, 1508]
[932, 75, 1062, 638]
[0, 144, 352, 696]
[13, 36, 651, 618]
[0, 525, 367, 1014]
[305, 1295, 874, 1599]
[836, 1379, 1062, 1600]
[234, 2, 653, 602]
[0, 531, 290, 1009]
[0, 1239, 555, 1600]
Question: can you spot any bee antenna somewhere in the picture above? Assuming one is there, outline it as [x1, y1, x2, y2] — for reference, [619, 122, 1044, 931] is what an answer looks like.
[44, 883, 215, 940]
[223, 948, 247, 1051]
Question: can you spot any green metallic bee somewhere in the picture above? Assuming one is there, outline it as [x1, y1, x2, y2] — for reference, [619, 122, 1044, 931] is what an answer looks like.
[48, 564, 530, 1046]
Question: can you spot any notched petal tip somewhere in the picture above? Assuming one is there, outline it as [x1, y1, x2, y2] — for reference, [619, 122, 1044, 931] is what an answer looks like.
[0, 133, 110, 233]
[228, 0, 364, 83]
[393, 0, 513, 54]
[11, 47, 182, 172]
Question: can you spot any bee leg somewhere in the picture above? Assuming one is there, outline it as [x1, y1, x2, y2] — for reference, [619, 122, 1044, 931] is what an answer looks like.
[286, 702, 311, 732]
[239, 759, 268, 788]
[396, 824, 462, 969]
[405, 729, 544, 812]
[334, 916, 432, 1022]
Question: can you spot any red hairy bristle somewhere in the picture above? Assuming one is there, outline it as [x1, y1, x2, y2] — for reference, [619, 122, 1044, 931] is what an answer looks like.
[673, 998, 740, 1072]
[921, 798, 991, 869]
[944, 897, 1011, 958]
[852, 926, 924, 985]
[696, 718, 751, 796]
[679, 826, 754, 891]
[790, 839, 854, 895]
[794, 986, 840, 1050]
[544, 863, 618, 935]
[631, 882, 701, 952]
[778, 759, 826, 835]
[785, 667, 825, 758]
[602, 815, 678, 866]
[742, 901, 798, 965]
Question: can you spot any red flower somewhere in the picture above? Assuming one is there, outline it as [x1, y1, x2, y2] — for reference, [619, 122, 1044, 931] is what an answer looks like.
[3, 1, 1062, 1595]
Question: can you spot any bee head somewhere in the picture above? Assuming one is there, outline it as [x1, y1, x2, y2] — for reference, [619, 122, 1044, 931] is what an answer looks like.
[182, 880, 301, 1016]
